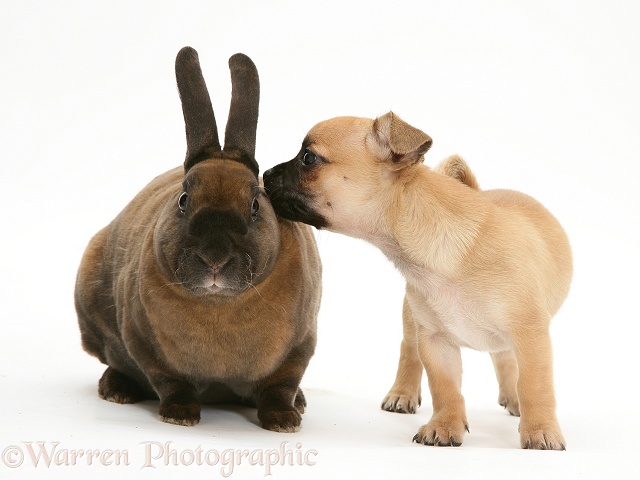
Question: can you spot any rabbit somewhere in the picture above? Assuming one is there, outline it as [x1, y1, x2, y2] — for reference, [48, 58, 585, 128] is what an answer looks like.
[74, 47, 322, 433]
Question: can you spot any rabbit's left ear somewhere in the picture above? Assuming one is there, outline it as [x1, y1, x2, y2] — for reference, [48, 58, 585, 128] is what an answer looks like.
[223, 53, 260, 176]
[175, 46, 221, 172]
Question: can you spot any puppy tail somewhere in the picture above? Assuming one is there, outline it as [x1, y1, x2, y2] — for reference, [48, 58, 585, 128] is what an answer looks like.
[435, 155, 479, 190]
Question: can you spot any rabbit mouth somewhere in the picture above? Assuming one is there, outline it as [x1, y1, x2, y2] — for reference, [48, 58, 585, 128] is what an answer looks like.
[199, 275, 243, 296]
[197, 267, 257, 297]
[203, 277, 223, 293]
[192, 254, 240, 295]
[175, 251, 252, 297]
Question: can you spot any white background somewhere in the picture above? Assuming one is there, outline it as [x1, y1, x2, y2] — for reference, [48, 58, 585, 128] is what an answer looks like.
[1, 1, 639, 478]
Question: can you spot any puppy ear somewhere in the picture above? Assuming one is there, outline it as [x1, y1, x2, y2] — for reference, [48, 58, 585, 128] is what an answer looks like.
[367, 112, 432, 169]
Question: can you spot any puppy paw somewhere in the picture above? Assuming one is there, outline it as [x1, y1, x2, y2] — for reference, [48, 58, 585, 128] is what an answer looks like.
[520, 421, 566, 450]
[498, 390, 520, 417]
[159, 394, 201, 427]
[259, 406, 302, 433]
[412, 416, 469, 447]
[381, 392, 421, 414]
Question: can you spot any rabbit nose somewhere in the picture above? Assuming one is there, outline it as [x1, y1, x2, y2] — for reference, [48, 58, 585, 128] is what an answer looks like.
[263, 167, 273, 177]
[198, 253, 230, 273]
[209, 258, 229, 274]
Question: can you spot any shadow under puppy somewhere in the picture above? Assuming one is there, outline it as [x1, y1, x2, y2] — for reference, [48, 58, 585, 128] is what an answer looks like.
[75, 47, 321, 432]
[263, 112, 572, 448]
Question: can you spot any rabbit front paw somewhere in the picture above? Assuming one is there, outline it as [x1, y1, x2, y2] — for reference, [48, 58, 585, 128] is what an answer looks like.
[258, 406, 302, 433]
[98, 367, 153, 404]
[294, 388, 307, 414]
[159, 392, 201, 426]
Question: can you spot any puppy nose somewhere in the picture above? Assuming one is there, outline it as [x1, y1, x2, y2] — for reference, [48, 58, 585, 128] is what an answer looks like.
[263, 167, 273, 178]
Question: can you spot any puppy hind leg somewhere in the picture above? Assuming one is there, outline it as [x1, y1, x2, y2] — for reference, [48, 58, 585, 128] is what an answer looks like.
[490, 350, 520, 416]
[381, 295, 423, 414]
[512, 323, 565, 450]
[413, 327, 468, 447]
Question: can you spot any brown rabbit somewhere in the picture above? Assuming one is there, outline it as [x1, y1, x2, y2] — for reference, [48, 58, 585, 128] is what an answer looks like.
[74, 47, 321, 432]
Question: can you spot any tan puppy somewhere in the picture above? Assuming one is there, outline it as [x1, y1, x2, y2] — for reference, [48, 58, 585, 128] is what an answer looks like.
[263, 112, 572, 449]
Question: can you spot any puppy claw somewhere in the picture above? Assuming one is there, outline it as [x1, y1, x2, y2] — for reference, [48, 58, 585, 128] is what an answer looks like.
[435, 436, 462, 447]
[381, 393, 420, 414]
[412, 433, 433, 446]
[413, 418, 467, 447]
[498, 394, 521, 417]
[450, 437, 463, 447]
[520, 423, 566, 450]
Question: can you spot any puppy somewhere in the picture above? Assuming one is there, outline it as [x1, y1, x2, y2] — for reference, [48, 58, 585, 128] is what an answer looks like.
[264, 112, 572, 449]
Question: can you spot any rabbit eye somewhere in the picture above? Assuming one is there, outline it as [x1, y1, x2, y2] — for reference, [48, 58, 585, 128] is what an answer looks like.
[301, 150, 317, 166]
[178, 192, 188, 213]
[251, 197, 260, 219]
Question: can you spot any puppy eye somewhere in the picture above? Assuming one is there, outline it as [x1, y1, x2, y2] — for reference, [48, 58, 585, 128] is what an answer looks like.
[251, 197, 260, 219]
[178, 192, 188, 213]
[301, 150, 317, 166]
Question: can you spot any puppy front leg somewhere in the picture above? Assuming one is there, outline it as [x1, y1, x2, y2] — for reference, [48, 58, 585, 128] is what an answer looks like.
[512, 323, 565, 450]
[413, 325, 468, 446]
[381, 294, 423, 414]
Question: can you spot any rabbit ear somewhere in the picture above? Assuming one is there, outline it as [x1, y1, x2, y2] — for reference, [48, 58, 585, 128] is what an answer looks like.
[175, 46, 221, 171]
[224, 53, 260, 162]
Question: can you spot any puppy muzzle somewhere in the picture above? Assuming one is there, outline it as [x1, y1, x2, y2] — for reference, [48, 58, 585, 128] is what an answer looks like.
[264, 162, 328, 229]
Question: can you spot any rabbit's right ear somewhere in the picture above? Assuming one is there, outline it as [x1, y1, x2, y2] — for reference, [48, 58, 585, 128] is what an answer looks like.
[175, 47, 221, 172]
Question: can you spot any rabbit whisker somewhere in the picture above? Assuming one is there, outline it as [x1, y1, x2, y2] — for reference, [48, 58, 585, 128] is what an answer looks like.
[245, 280, 265, 300]
[147, 280, 186, 296]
